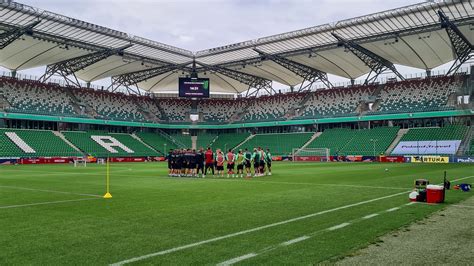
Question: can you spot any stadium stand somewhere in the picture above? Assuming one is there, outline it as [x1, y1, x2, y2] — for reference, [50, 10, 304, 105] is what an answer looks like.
[198, 99, 247, 123]
[398, 125, 468, 142]
[135, 132, 180, 154]
[196, 132, 217, 149]
[0, 78, 77, 117]
[306, 128, 355, 155]
[371, 76, 462, 114]
[72, 89, 145, 122]
[297, 85, 376, 119]
[338, 127, 399, 156]
[210, 132, 251, 150]
[62, 131, 159, 157]
[0, 128, 82, 157]
[241, 93, 304, 122]
[305, 127, 399, 156]
[240, 132, 313, 156]
[157, 98, 191, 122]
[169, 133, 193, 148]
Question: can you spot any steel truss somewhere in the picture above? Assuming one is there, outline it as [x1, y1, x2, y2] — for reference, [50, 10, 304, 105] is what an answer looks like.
[331, 33, 404, 84]
[254, 48, 332, 92]
[438, 10, 473, 76]
[198, 63, 274, 96]
[39, 44, 133, 87]
[0, 20, 40, 49]
[109, 62, 193, 94]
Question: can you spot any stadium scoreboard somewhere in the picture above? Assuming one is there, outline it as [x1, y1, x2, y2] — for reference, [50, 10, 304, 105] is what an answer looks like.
[179, 78, 210, 98]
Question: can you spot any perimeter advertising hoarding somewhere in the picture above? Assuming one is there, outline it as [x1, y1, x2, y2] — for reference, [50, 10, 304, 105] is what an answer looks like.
[410, 156, 450, 163]
[391, 140, 461, 155]
[179, 78, 210, 98]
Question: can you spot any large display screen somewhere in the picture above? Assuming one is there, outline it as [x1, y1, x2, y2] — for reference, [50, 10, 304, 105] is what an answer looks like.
[178, 78, 210, 98]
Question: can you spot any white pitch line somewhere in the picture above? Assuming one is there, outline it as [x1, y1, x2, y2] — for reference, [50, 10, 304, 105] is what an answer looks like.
[0, 185, 102, 198]
[281, 235, 310, 246]
[216, 253, 258, 266]
[451, 204, 474, 209]
[0, 197, 100, 209]
[328, 222, 351, 231]
[110, 190, 411, 266]
[405, 202, 417, 206]
[362, 213, 379, 219]
[386, 207, 400, 212]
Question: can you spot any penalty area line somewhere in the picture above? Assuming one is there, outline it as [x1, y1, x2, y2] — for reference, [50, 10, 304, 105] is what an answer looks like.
[0, 197, 101, 209]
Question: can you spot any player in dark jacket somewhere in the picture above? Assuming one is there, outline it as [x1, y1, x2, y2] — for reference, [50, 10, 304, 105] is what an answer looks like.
[196, 148, 205, 178]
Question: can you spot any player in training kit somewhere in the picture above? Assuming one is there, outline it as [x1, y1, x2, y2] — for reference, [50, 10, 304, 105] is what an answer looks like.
[215, 149, 225, 177]
[235, 149, 245, 178]
[265, 148, 272, 176]
[196, 148, 205, 178]
[257, 147, 266, 176]
[244, 148, 252, 178]
[176, 150, 183, 177]
[226, 149, 235, 178]
[204, 147, 214, 177]
[252, 148, 260, 177]
[166, 149, 173, 176]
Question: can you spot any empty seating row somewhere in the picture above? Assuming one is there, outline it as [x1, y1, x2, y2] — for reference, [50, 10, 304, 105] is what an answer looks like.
[240, 132, 313, 156]
[1, 78, 76, 116]
[0, 128, 81, 157]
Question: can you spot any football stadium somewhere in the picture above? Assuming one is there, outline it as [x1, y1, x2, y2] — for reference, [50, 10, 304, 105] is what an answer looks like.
[0, 0, 473, 264]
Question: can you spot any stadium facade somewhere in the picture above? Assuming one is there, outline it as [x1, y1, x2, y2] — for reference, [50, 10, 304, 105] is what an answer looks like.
[0, 0, 473, 161]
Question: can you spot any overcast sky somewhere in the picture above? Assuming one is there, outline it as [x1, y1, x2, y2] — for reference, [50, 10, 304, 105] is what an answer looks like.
[2, 0, 454, 88]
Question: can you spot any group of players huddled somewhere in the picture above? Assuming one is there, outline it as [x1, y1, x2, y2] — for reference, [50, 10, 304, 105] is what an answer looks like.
[166, 147, 272, 178]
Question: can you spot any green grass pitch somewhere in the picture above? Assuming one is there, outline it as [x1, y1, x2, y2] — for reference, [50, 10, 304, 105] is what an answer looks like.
[0, 162, 473, 265]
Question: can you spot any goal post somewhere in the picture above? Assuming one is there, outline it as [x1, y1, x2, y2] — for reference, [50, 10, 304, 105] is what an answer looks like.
[73, 157, 87, 167]
[292, 148, 330, 162]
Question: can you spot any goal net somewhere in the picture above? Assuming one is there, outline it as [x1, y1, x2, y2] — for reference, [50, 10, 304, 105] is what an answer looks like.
[73, 157, 87, 167]
[292, 148, 330, 162]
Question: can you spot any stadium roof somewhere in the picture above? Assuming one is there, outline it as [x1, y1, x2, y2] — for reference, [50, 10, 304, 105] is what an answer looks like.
[0, 0, 473, 94]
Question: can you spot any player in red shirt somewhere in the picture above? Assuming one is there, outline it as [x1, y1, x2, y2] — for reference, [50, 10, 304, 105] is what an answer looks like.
[204, 147, 214, 177]
[226, 149, 235, 178]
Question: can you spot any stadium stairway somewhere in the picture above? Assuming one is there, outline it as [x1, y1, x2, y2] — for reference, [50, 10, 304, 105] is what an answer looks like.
[296, 132, 322, 153]
[234, 134, 255, 150]
[60, 87, 86, 117]
[53, 131, 83, 154]
[457, 126, 473, 156]
[131, 133, 160, 154]
[156, 129, 187, 148]
[384, 128, 408, 155]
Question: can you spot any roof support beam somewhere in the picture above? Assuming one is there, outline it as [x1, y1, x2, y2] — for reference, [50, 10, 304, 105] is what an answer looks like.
[39, 44, 133, 87]
[111, 62, 192, 88]
[198, 63, 274, 95]
[0, 20, 40, 49]
[438, 10, 473, 76]
[254, 48, 332, 91]
[331, 33, 404, 84]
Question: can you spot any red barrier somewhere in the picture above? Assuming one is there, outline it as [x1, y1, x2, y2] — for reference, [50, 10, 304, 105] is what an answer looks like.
[109, 157, 146, 163]
[20, 157, 72, 164]
[379, 156, 404, 163]
[294, 156, 326, 162]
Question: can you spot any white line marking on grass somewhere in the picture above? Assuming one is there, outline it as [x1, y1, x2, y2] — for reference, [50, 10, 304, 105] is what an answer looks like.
[0, 198, 100, 209]
[110, 190, 410, 266]
[0, 185, 102, 198]
[216, 253, 258, 266]
[451, 204, 474, 209]
[280, 235, 310, 246]
[405, 202, 417, 206]
[328, 222, 351, 231]
[362, 213, 379, 219]
[386, 207, 400, 212]
[451, 176, 474, 182]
